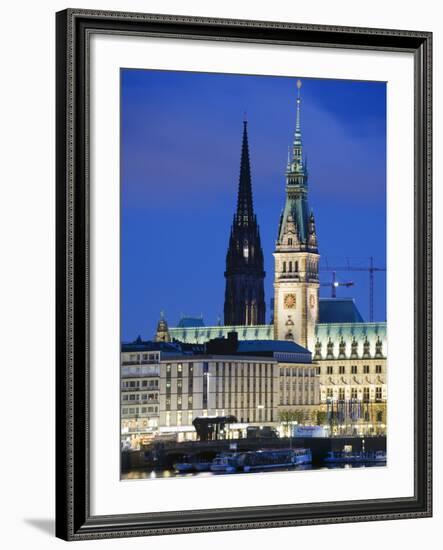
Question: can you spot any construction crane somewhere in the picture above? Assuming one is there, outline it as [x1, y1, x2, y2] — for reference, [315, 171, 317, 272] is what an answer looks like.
[320, 271, 354, 298]
[320, 257, 386, 322]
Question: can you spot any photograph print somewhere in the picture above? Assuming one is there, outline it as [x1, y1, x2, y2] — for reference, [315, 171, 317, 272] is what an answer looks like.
[120, 69, 387, 480]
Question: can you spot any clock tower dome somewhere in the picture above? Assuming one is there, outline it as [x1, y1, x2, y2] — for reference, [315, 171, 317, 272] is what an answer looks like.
[273, 80, 319, 350]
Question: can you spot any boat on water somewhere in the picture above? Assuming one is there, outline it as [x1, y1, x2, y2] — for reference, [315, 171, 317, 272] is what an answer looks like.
[210, 453, 239, 473]
[239, 448, 312, 472]
[173, 461, 195, 473]
[324, 450, 386, 464]
[193, 462, 213, 472]
[173, 457, 213, 473]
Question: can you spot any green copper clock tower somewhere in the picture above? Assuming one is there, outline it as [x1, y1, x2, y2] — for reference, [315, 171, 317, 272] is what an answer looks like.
[273, 80, 320, 349]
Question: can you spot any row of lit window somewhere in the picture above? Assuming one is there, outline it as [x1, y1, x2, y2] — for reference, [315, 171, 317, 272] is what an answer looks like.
[166, 394, 277, 411]
[166, 363, 193, 374]
[126, 353, 159, 362]
[323, 365, 383, 375]
[165, 395, 193, 411]
[122, 406, 158, 415]
[281, 368, 318, 377]
[121, 380, 159, 388]
[216, 377, 273, 392]
[166, 362, 273, 376]
[122, 393, 158, 401]
[217, 393, 273, 408]
[165, 411, 193, 427]
[164, 409, 274, 427]
[325, 387, 384, 400]
[216, 363, 274, 378]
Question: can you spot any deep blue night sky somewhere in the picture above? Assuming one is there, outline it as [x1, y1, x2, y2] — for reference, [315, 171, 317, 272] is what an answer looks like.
[121, 69, 386, 342]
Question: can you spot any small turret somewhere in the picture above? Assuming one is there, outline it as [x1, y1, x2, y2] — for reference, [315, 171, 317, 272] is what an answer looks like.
[155, 311, 171, 342]
[308, 211, 318, 250]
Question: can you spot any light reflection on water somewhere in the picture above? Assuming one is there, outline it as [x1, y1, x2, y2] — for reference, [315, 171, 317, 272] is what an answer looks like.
[122, 462, 386, 480]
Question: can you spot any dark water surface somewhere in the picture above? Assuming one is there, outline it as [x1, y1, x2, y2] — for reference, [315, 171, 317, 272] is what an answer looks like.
[121, 462, 386, 480]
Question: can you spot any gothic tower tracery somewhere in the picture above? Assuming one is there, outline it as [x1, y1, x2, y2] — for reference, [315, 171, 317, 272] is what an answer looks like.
[224, 120, 266, 326]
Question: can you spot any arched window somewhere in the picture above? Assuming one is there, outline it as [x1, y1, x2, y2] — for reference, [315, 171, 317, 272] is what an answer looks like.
[243, 240, 249, 259]
[295, 261, 299, 272]
[289, 262, 292, 272]
[288, 238, 293, 246]
[282, 261, 286, 272]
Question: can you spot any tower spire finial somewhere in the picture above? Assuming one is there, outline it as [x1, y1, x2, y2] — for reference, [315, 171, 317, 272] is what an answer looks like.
[295, 79, 302, 140]
[236, 119, 254, 225]
[287, 78, 305, 177]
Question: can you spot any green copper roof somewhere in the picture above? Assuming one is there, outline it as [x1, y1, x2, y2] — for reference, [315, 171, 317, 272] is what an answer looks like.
[276, 80, 317, 251]
[169, 324, 273, 345]
[315, 322, 386, 340]
[169, 320, 386, 359]
[314, 322, 386, 359]
[278, 194, 311, 243]
[177, 316, 205, 328]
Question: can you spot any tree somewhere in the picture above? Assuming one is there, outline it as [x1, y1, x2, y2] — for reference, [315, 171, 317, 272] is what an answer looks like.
[278, 410, 291, 436]
[292, 409, 305, 424]
[315, 410, 328, 426]
[278, 409, 306, 436]
[278, 410, 292, 424]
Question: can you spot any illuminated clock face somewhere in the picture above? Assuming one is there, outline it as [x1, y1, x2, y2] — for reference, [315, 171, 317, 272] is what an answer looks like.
[284, 293, 296, 309]
[310, 295, 316, 309]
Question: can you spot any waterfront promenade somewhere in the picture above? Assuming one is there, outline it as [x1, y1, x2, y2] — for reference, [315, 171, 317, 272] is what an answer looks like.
[122, 435, 386, 471]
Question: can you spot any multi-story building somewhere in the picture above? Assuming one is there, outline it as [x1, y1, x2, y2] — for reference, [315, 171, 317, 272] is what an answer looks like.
[120, 341, 178, 448]
[314, 313, 387, 435]
[120, 336, 321, 445]
[157, 337, 320, 440]
[219, 336, 321, 424]
[159, 355, 279, 440]
[278, 363, 321, 420]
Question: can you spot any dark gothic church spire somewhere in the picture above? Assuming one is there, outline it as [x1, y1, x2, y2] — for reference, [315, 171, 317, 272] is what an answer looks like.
[224, 120, 266, 326]
[236, 120, 254, 225]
